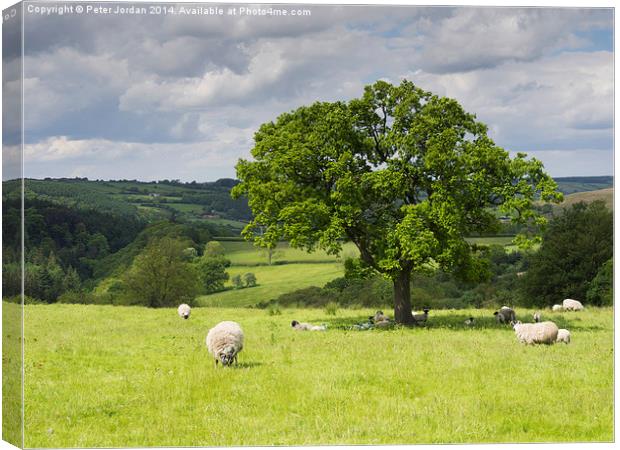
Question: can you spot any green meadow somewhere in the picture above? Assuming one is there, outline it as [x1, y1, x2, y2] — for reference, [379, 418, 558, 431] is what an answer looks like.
[10, 234, 614, 446]
[21, 304, 613, 447]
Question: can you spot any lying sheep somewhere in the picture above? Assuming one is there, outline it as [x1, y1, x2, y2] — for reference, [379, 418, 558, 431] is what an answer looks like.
[413, 308, 430, 324]
[494, 306, 516, 324]
[556, 329, 571, 344]
[374, 319, 393, 329]
[291, 320, 327, 331]
[552, 304, 563, 312]
[464, 317, 475, 326]
[511, 320, 559, 345]
[369, 311, 390, 323]
[177, 303, 191, 320]
[206, 321, 244, 366]
[562, 299, 584, 311]
[368, 311, 393, 328]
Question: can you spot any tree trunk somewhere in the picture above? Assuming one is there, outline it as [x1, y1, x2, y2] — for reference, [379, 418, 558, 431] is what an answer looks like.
[393, 270, 415, 325]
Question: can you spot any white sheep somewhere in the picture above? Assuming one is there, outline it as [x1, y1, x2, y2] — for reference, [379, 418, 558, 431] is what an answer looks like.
[369, 311, 390, 323]
[494, 306, 516, 324]
[291, 320, 327, 331]
[413, 308, 430, 324]
[177, 303, 191, 320]
[562, 299, 584, 311]
[206, 321, 244, 366]
[533, 311, 541, 323]
[374, 319, 393, 329]
[556, 329, 571, 344]
[511, 320, 559, 345]
[552, 304, 563, 312]
[464, 317, 475, 326]
[366, 311, 393, 328]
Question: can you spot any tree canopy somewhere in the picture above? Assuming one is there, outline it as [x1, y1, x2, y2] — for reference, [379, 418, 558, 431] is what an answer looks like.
[123, 237, 200, 307]
[521, 201, 612, 306]
[233, 80, 561, 324]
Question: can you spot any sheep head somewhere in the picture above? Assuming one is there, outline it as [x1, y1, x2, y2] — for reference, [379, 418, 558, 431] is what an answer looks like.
[218, 345, 237, 366]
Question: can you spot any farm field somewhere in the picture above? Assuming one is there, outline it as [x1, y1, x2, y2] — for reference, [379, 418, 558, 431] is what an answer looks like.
[196, 263, 344, 307]
[218, 240, 359, 266]
[22, 303, 613, 447]
[197, 237, 519, 308]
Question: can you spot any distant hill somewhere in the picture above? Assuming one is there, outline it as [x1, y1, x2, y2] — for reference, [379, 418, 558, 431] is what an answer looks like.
[559, 188, 613, 211]
[5, 178, 252, 232]
[553, 176, 613, 195]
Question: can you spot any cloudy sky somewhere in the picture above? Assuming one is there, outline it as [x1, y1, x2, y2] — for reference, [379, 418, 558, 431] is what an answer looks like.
[5, 3, 614, 181]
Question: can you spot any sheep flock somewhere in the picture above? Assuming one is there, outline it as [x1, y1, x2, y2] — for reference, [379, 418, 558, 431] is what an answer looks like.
[179, 296, 581, 368]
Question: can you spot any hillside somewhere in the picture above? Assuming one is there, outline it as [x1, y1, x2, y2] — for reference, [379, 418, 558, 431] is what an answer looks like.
[5, 176, 612, 227]
[559, 188, 613, 210]
[7, 178, 252, 232]
[553, 176, 613, 195]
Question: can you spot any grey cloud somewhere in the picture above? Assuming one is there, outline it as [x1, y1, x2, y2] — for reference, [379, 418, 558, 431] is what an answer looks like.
[15, 3, 615, 181]
[416, 8, 612, 74]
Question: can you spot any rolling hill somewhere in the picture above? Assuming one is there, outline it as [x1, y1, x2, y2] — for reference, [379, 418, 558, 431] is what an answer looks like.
[553, 176, 613, 195]
[559, 187, 613, 210]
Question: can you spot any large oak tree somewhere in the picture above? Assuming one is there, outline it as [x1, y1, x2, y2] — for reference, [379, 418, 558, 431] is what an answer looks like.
[233, 80, 561, 324]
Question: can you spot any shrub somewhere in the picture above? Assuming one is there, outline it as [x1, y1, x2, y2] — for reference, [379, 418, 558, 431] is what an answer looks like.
[324, 302, 339, 316]
[231, 274, 243, 289]
[195, 255, 230, 294]
[586, 258, 613, 306]
[267, 303, 282, 316]
[244, 272, 257, 287]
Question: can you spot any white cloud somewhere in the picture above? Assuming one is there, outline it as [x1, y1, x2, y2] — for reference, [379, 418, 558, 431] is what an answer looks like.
[408, 51, 613, 152]
[22, 135, 250, 181]
[119, 42, 287, 112]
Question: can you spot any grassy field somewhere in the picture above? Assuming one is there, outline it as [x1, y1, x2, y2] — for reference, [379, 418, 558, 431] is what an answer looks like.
[196, 241, 356, 307]
[219, 240, 359, 266]
[195, 238, 523, 307]
[22, 303, 613, 447]
[196, 263, 344, 307]
[465, 236, 515, 247]
[2, 301, 22, 447]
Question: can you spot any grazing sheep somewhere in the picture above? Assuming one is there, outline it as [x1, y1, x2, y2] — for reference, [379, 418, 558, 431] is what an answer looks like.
[464, 317, 475, 326]
[413, 308, 430, 324]
[556, 329, 571, 344]
[206, 321, 244, 366]
[562, 299, 584, 311]
[177, 303, 191, 320]
[291, 320, 327, 331]
[533, 312, 541, 323]
[552, 304, 563, 312]
[494, 306, 516, 324]
[511, 320, 559, 345]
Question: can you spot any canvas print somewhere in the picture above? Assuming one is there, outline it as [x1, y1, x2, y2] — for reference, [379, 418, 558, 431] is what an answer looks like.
[1, 1, 614, 447]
